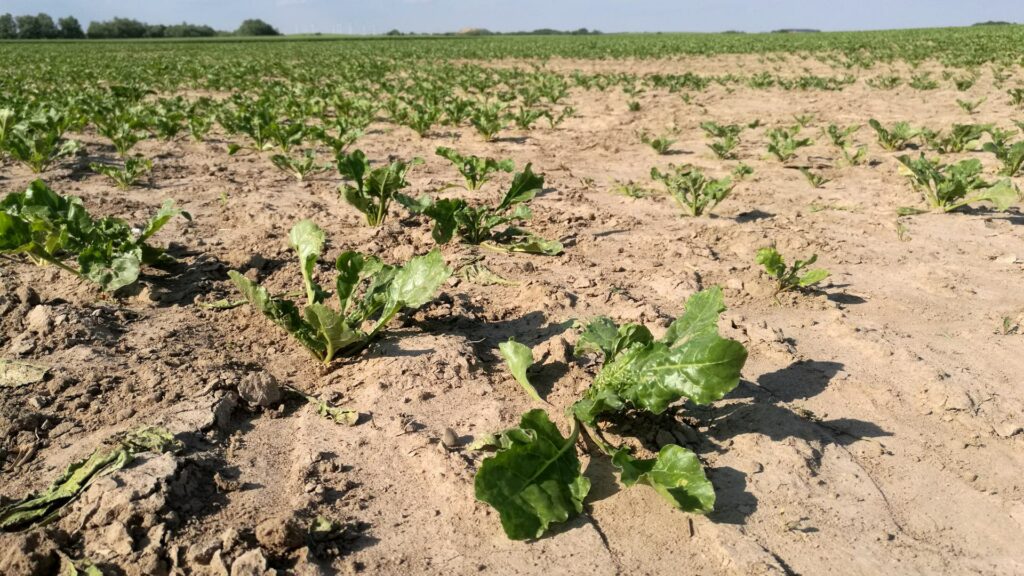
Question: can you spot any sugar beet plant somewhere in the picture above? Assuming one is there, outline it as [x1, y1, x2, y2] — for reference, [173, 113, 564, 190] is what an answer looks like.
[229, 220, 452, 364]
[651, 164, 734, 217]
[766, 126, 813, 162]
[435, 146, 514, 191]
[0, 180, 190, 291]
[337, 150, 423, 226]
[475, 288, 748, 540]
[896, 154, 1018, 213]
[756, 247, 830, 294]
[399, 155, 562, 255]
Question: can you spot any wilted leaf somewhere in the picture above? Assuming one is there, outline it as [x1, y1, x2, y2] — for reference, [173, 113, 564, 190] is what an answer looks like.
[0, 359, 48, 388]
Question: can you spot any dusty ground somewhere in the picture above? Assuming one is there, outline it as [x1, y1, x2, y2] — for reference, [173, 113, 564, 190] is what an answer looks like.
[1, 55, 1023, 575]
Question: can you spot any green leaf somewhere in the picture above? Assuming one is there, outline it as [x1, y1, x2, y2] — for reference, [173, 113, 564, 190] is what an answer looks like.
[487, 235, 564, 256]
[474, 410, 590, 540]
[304, 304, 364, 364]
[974, 179, 1019, 212]
[139, 199, 190, 242]
[573, 288, 747, 424]
[371, 249, 451, 335]
[755, 247, 785, 279]
[611, 444, 715, 513]
[0, 212, 31, 251]
[663, 287, 727, 347]
[798, 269, 831, 287]
[289, 220, 327, 304]
[282, 383, 358, 426]
[79, 246, 142, 292]
[497, 164, 544, 211]
[422, 198, 466, 244]
[575, 317, 653, 361]
[498, 338, 543, 402]
[229, 271, 326, 360]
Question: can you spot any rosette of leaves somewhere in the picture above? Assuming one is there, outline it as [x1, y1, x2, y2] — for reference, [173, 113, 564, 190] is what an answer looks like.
[228, 220, 451, 364]
[3, 108, 81, 173]
[337, 149, 422, 227]
[0, 180, 190, 291]
[398, 163, 562, 255]
[475, 288, 748, 540]
[756, 247, 830, 294]
[868, 119, 920, 152]
[896, 154, 1018, 213]
[436, 147, 514, 191]
[650, 164, 734, 217]
[89, 156, 153, 190]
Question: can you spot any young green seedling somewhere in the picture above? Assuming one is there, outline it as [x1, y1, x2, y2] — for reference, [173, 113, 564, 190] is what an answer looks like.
[229, 220, 452, 364]
[337, 149, 422, 226]
[756, 247, 830, 294]
[651, 164, 734, 217]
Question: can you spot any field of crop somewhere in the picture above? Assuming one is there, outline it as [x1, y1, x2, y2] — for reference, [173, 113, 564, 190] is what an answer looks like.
[1, 28, 1023, 575]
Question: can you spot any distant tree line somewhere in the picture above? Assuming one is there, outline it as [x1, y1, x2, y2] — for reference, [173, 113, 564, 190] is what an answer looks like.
[384, 27, 603, 37]
[0, 13, 280, 39]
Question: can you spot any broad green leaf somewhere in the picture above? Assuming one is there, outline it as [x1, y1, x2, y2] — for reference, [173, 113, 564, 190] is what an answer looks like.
[611, 444, 715, 513]
[304, 303, 364, 363]
[755, 247, 785, 279]
[575, 317, 653, 361]
[0, 212, 31, 251]
[497, 164, 544, 211]
[371, 249, 451, 334]
[975, 179, 1019, 212]
[335, 251, 367, 314]
[798, 269, 830, 287]
[79, 247, 142, 292]
[474, 410, 590, 540]
[423, 198, 466, 244]
[289, 220, 327, 304]
[499, 339, 543, 402]
[574, 321, 747, 424]
[139, 200, 191, 242]
[663, 287, 726, 347]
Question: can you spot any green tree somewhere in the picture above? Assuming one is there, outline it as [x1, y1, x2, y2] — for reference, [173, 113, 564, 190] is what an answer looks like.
[235, 19, 279, 36]
[0, 13, 16, 39]
[58, 16, 85, 39]
[87, 18, 148, 39]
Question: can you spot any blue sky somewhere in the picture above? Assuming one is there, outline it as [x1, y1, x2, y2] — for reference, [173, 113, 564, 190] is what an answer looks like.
[3, 0, 1020, 34]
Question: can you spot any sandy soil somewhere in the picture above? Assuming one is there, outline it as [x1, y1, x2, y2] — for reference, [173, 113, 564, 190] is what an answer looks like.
[1, 56, 1023, 575]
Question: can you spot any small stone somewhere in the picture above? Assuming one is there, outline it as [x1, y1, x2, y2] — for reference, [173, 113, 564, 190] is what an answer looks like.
[15, 286, 39, 306]
[24, 305, 54, 336]
[726, 278, 744, 291]
[255, 516, 304, 554]
[213, 392, 239, 430]
[26, 395, 50, 410]
[186, 539, 222, 565]
[101, 521, 135, 557]
[441, 428, 460, 450]
[230, 548, 268, 576]
[995, 422, 1022, 438]
[237, 371, 282, 408]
